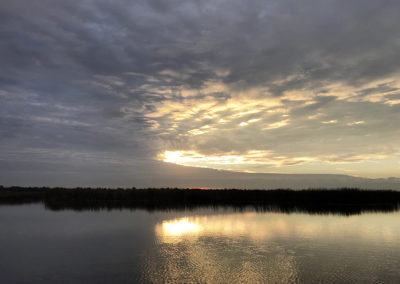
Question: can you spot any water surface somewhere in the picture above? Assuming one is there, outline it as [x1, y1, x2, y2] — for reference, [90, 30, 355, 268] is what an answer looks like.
[0, 204, 399, 283]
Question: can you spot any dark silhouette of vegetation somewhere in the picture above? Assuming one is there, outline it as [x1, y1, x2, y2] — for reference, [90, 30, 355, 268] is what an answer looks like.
[1, 186, 400, 215]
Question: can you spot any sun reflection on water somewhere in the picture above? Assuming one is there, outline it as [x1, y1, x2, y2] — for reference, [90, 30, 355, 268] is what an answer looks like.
[145, 211, 400, 283]
[161, 217, 202, 236]
[148, 212, 300, 283]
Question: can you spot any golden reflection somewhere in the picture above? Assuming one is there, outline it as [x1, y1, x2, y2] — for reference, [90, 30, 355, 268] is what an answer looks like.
[149, 212, 300, 283]
[156, 212, 283, 243]
[146, 211, 400, 283]
[155, 211, 400, 244]
[161, 217, 202, 236]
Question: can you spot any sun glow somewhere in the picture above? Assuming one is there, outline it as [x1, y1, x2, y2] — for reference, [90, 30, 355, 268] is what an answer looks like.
[160, 150, 249, 167]
[163, 151, 186, 163]
[159, 150, 302, 171]
[158, 149, 393, 174]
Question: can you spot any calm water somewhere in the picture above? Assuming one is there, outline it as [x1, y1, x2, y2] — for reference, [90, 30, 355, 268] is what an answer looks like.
[0, 204, 400, 283]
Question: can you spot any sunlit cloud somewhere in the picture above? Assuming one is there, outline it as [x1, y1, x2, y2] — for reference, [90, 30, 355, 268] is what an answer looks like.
[322, 153, 390, 164]
[187, 129, 208, 136]
[321, 120, 338, 124]
[2, 0, 400, 185]
[161, 150, 253, 166]
[263, 119, 290, 130]
[347, 120, 365, 126]
[158, 149, 398, 175]
[159, 150, 318, 171]
[307, 113, 325, 120]
[136, 73, 400, 177]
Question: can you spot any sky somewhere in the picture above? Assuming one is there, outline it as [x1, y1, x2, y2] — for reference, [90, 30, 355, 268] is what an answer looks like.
[1, 0, 400, 187]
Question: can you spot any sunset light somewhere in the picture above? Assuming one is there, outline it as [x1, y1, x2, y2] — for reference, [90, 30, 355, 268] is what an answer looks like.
[3, 0, 400, 283]
[1, 0, 400, 183]
[159, 218, 202, 237]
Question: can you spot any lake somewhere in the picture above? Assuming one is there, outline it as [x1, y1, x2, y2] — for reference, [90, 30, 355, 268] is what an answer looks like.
[1, 204, 399, 283]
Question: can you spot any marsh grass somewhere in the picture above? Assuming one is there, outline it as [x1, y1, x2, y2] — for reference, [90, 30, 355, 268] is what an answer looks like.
[1, 187, 399, 215]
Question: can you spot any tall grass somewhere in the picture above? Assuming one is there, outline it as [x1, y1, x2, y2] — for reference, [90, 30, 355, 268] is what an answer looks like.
[1, 186, 399, 215]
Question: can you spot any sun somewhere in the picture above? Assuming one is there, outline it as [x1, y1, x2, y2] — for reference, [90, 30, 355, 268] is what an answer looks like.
[162, 151, 185, 163]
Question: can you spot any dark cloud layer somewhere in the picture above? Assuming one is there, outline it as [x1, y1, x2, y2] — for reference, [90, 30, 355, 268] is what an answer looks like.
[1, 0, 400, 186]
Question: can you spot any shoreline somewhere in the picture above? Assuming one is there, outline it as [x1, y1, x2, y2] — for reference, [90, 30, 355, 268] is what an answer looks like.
[1, 187, 400, 215]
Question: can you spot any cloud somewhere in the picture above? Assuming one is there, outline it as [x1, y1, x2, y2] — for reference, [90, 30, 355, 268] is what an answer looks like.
[1, 0, 400, 183]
